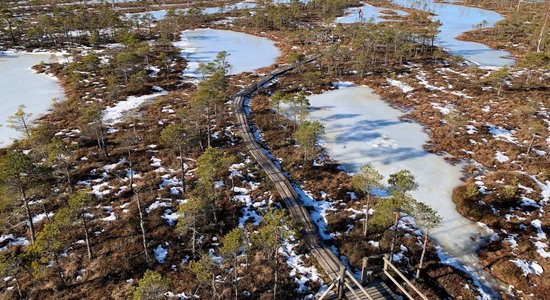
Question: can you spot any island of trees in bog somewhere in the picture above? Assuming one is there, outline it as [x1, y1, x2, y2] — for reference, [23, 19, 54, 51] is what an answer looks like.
[0, 0, 549, 299]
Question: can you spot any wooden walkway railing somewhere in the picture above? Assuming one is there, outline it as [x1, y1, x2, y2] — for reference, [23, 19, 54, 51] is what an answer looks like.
[383, 255, 428, 300]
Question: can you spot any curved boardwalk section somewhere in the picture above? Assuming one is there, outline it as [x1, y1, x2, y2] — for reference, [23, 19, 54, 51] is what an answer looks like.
[232, 63, 395, 300]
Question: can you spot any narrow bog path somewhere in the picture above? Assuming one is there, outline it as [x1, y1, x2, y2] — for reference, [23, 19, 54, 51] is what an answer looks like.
[233, 62, 396, 300]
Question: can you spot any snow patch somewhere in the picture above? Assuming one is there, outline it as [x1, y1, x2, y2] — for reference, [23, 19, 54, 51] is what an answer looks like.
[495, 151, 509, 163]
[155, 245, 168, 263]
[510, 259, 543, 276]
[387, 78, 414, 93]
[103, 88, 167, 125]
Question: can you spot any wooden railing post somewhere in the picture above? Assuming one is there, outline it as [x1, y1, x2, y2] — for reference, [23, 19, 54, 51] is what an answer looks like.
[337, 268, 346, 299]
[361, 257, 368, 285]
[382, 255, 429, 300]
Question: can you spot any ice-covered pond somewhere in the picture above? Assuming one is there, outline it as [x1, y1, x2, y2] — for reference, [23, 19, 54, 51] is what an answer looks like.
[125, 1, 257, 20]
[0, 53, 64, 147]
[336, 4, 408, 24]
[306, 84, 502, 293]
[392, 0, 514, 67]
[175, 28, 280, 77]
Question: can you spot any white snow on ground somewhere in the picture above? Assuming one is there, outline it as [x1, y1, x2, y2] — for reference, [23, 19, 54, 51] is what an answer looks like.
[104, 158, 126, 171]
[229, 161, 248, 179]
[416, 72, 446, 91]
[386, 78, 414, 93]
[99, 206, 116, 222]
[510, 259, 544, 276]
[392, 244, 408, 262]
[150, 156, 166, 172]
[162, 209, 179, 226]
[520, 196, 540, 208]
[164, 291, 191, 299]
[450, 90, 473, 98]
[504, 235, 518, 249]
[0, 235, 29, 251]
[532, 176, 550, 204]
[466, 125, 478, 135]
[533, 240, 550, 259]
[235, 195, 262, 228]
[91, 181, 112, 198]
[368, 240, 380, 248]
[436, 247, 495, 299]
[281, 233, 323, 294]
[32, 212, 54, 224]
[159, 175, 182, 190]
[101, 212, 116, 221]
[431, 102, 453, 115]
[531, 219, 550, 259]
[208, 248, 223, 264]
[155, 245, 168, 263]
[228, 121, 325, 295]
[333, 81, 355, 89]
[495, 151, 509, 163]
[146, 200, 172, 214]
[487, 124, 518, 144]
[228, 160, 265, 228]
[103, 87, 167, 125]
[294, 187, 335, 240]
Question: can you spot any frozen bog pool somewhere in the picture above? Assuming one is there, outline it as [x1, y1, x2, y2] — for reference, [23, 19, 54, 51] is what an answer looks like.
[0, 53, 64, 147]
[306, 85, 503, 294]
[392, 0, 514, 67]
[336, 3, 408, 24]
[175, 28, 280, 77]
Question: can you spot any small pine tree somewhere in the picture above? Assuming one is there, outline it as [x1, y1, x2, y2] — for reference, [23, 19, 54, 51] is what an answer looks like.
[189, 255, 216, 296]
[352, 164, 384, 236]
[388, 169, 418, 194]
[0, 253, 23, 298]
[133, 270, 169, 300]
[221, 228, 245, 300]
[7, 105, 32, 140]
[252, 209, 291, 298]
[177, 197, 207, 259]
[79, 103, 108, 157]
[294, 120, 324, 162]
[160, 124, 189, 194]
[411, 202, 441, 279]
[0, 151, 46, 244]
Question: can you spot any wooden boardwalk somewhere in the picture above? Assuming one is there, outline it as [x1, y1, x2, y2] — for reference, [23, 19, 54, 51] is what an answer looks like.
[232, 64, 397, 300]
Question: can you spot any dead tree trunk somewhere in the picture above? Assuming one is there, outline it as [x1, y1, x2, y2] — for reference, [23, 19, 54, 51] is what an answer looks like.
[135, 191, 149, 261]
